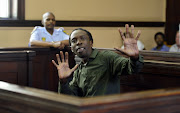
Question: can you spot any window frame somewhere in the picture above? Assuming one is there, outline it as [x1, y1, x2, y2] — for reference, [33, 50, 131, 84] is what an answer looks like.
[0, 0, 24, 20]
[17, 0, 25, 20]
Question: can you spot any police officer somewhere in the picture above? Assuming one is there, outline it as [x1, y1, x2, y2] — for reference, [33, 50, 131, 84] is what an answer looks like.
[29, 12, 69, 49]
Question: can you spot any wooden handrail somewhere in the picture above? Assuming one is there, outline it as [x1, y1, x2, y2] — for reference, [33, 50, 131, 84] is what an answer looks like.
[1, 81, 180, 113]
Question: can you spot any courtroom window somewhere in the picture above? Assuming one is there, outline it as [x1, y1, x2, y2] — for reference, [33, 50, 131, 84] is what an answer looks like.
[0, 0, 24, 20]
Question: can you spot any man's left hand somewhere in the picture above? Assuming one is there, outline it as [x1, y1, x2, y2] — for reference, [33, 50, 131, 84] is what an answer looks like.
[114, 24, 141, 60]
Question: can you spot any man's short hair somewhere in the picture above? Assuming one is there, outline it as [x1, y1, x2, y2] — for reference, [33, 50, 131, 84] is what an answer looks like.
[154, 32, 165, 40]
[42, 12, 55, 19]
[69, 28, 93, 46]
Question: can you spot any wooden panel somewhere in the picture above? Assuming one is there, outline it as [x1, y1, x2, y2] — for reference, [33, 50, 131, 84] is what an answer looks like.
[0, 73, 17, 84]
[1, 81, 180, 113]
[17, 61, 28, 85]
[0, 51, 35, 86]
[0, 62, 17, 72]
[31, 51, 50, 90]
[0, 47, 75, 92]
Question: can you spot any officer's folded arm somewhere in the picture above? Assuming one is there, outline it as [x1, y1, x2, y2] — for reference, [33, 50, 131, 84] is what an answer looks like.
[30, 40, 55, 47]
[30, 40, 69, 48]
[59, 40, 69, 46]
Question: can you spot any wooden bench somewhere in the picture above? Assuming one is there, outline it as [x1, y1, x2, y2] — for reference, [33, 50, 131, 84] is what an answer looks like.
[140, 50, 180, 63]
[0, 81, 180, 113]
[97, 48, 180, 62]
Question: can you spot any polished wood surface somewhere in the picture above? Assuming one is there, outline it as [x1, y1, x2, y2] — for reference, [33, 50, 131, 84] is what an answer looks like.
[0, 81, 180, 113]
[140, 50, 180, 63]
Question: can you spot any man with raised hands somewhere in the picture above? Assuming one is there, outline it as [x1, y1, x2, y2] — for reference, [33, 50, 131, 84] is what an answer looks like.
[52, 24, 144, 97]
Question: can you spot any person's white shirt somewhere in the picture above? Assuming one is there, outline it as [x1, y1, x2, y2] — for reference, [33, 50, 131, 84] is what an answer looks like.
[121, 40, 145, 50]
[30, 26, 69, 43]
[169, 44, 180, 52]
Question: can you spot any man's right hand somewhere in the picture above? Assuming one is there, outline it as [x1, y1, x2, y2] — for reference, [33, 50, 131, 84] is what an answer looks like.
[52, 51, 79, 79]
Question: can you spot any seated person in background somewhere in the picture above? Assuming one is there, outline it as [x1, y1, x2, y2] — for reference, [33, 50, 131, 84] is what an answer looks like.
[29, 12, 69, 49]
[151, 32, 169, 51]
[121, 32, 145, 50]
[169, 31, 180, 52]
[52, 24, 144, 97]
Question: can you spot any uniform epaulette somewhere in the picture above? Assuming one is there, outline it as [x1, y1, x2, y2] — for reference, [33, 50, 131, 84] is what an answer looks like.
[31, 26, 40, 34]
[59, 27, 64, 31]
[58, 27, 68, 35]
[63, 30, 68, 35]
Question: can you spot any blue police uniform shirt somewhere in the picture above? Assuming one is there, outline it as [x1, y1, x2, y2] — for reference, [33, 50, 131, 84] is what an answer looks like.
[151, 44, 169, 52]
[29, 26, 69, 43]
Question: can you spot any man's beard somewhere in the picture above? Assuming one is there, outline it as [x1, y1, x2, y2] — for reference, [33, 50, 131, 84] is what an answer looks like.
[157, 42, 163, 46]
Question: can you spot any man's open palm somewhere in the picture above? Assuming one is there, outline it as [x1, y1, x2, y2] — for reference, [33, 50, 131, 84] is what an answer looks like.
[115, 24, 141, 59]
[52, 51, 79, 79]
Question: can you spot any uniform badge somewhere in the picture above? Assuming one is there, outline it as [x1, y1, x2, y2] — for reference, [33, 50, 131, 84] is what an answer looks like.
[42, 37, 46, 41]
